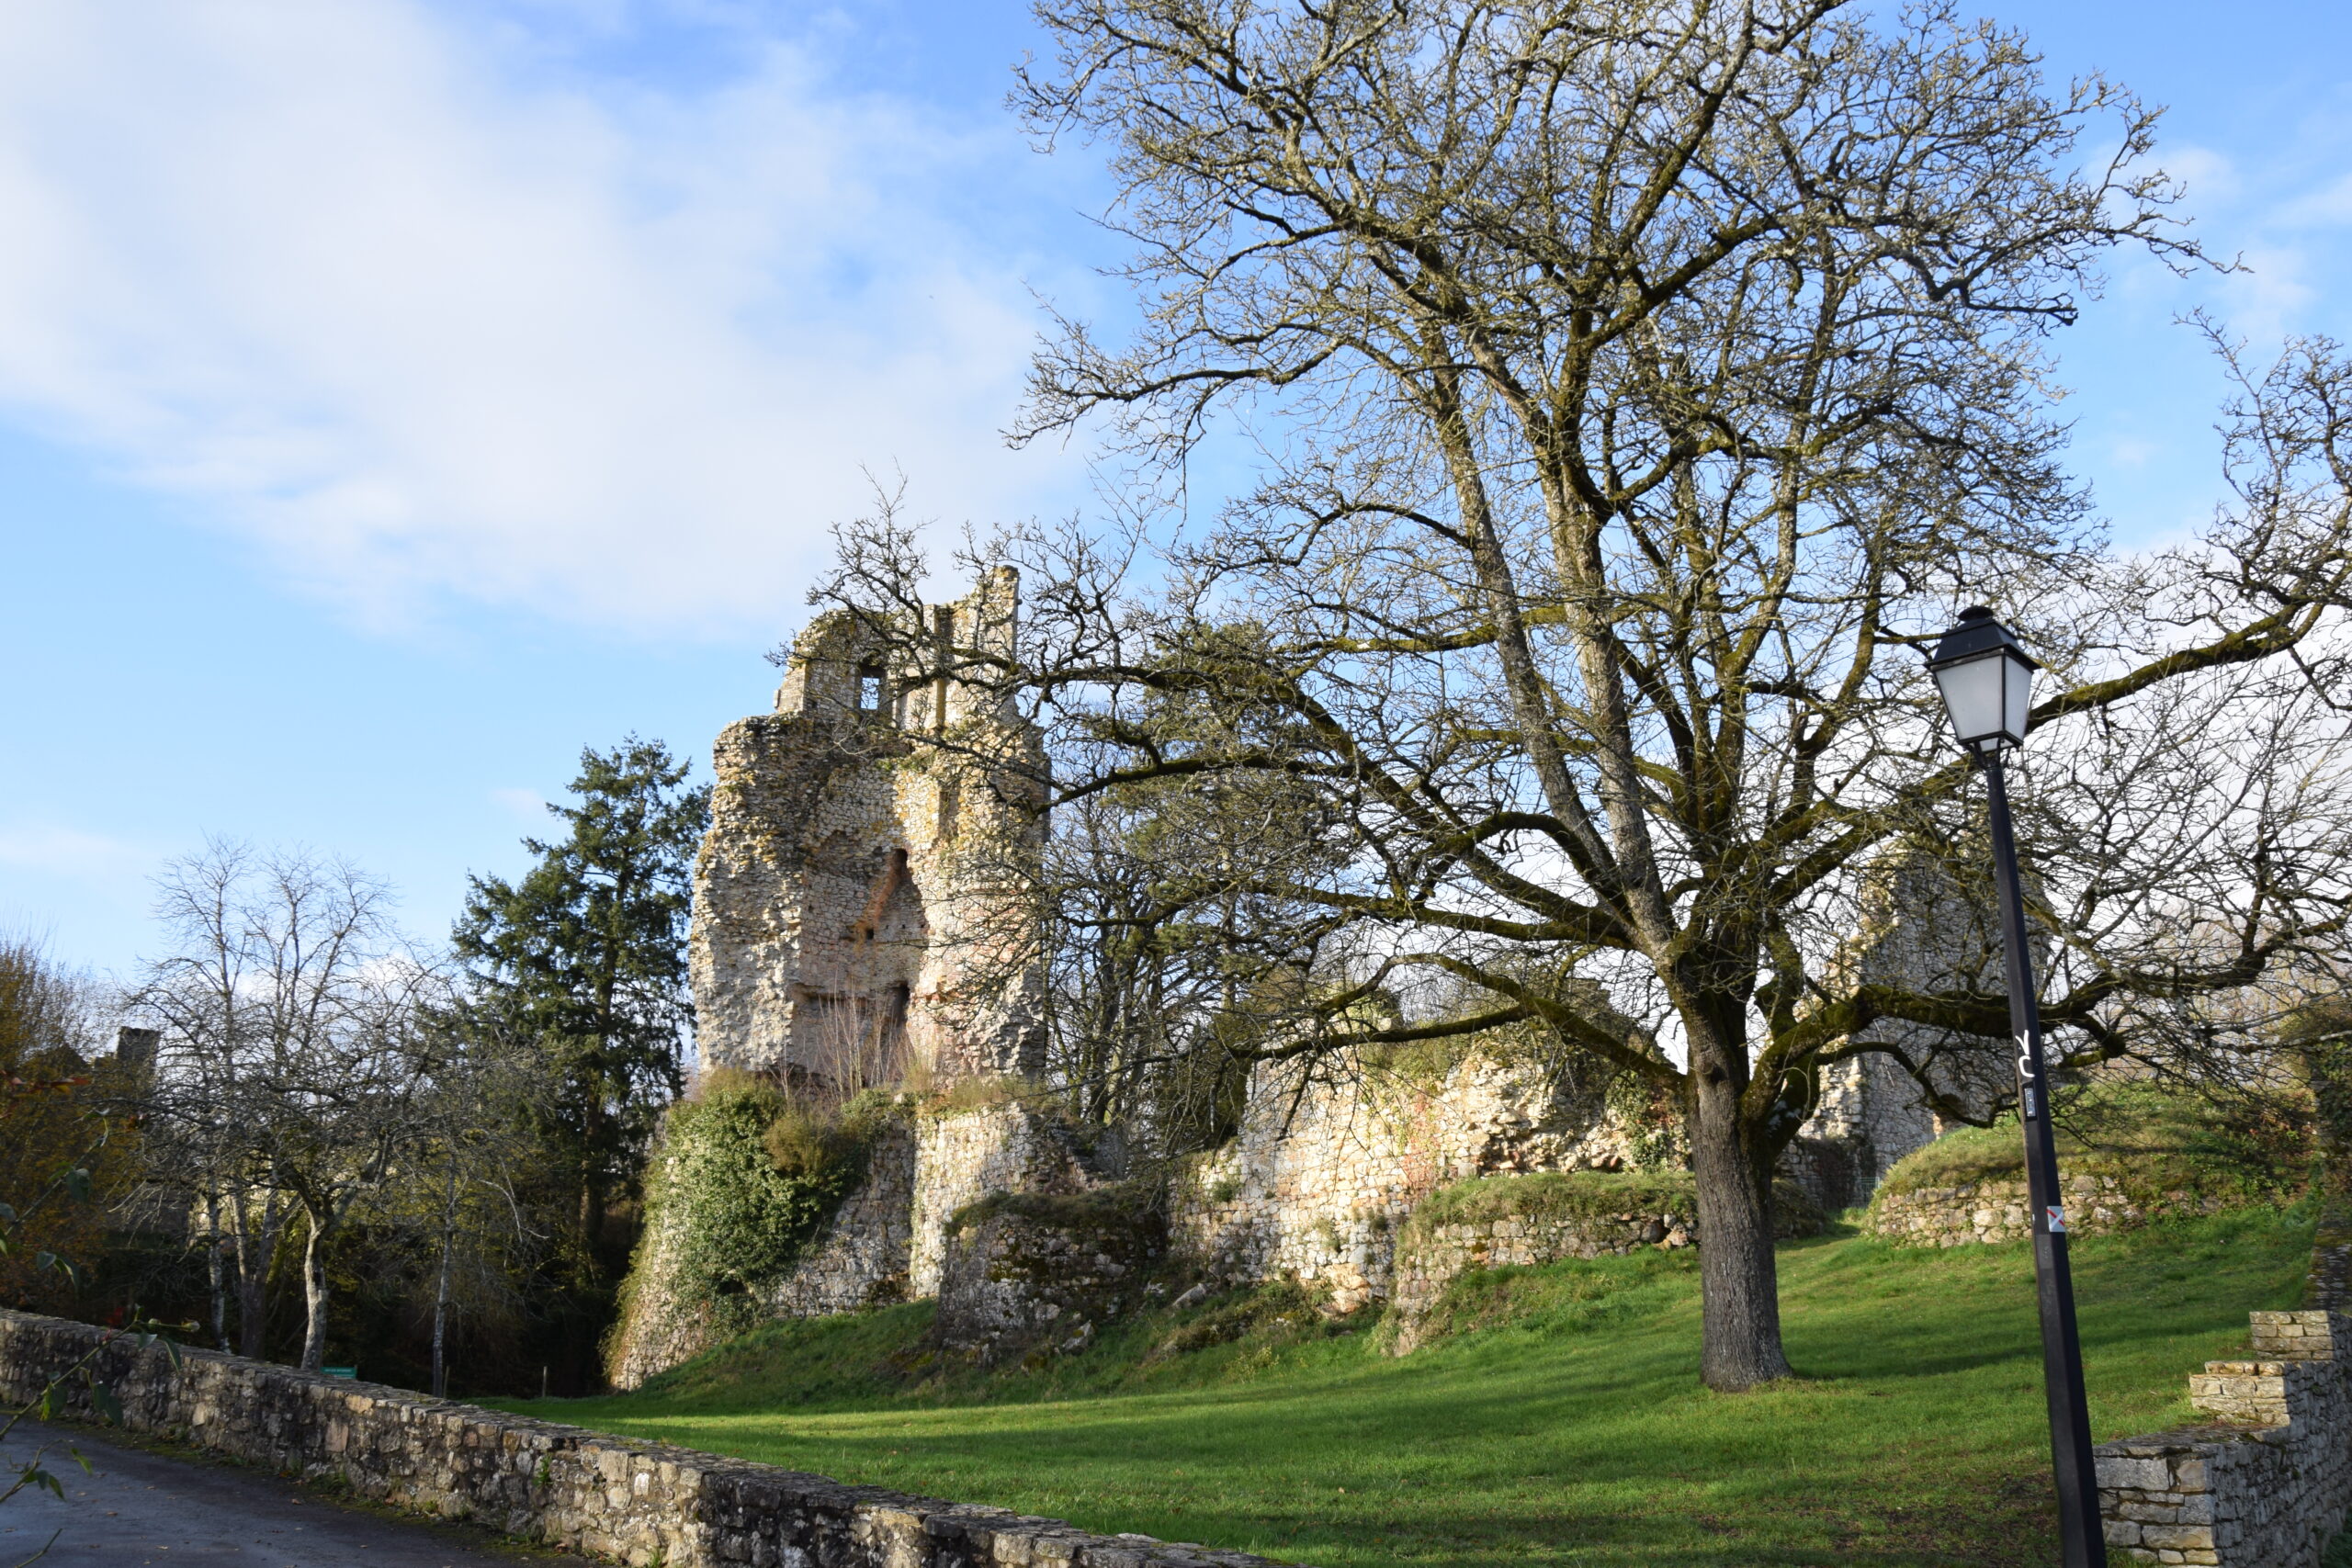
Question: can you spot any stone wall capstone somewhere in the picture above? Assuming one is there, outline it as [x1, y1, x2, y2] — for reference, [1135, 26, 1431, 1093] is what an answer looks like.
[0, 1308, 1283, 1568]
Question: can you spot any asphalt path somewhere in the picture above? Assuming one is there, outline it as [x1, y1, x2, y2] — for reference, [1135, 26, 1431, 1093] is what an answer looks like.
[0, 1419, 597, 1566]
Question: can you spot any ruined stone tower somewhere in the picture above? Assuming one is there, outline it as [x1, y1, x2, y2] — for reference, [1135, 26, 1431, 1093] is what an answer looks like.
[691, 567, 1046, 1087]
[1800, 847, 2015, 1193]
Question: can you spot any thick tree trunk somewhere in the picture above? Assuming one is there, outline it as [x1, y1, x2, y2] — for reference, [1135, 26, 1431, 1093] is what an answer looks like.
[1689, 1066, 1792, 1391]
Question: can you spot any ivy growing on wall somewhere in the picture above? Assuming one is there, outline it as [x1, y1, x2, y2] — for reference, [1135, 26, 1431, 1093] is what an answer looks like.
[635, 1074, 899, 1335]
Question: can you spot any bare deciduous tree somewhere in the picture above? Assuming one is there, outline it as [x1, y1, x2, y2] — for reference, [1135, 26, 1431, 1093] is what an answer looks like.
[136, 841, 444, 1371]
[821, 0, 2352, 1391]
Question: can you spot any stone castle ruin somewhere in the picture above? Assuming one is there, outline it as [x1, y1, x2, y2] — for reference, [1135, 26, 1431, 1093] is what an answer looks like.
[689, 566, 1046, 1089]
[608, 572, 2003, 1387]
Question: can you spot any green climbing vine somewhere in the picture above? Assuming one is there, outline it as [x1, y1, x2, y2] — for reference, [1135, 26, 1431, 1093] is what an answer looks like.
[629, 1074, 899, 1339]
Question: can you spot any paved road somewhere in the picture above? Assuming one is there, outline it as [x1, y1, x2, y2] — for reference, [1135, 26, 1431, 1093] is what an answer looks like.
[0, 1420, 596, 1566]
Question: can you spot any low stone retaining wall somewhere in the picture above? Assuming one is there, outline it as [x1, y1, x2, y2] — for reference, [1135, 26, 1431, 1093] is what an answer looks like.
[935, 1190, 1166, 1365]
[0, 1308, 1278, 1568]
[1391, 1209, 1690, 1321]
[1382, 1175, 1818, 1355]
[1871, 1173, 2230, 1247]
[2097, 1311, 2352, 1566]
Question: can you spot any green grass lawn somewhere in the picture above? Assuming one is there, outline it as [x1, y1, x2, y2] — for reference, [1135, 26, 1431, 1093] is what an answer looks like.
[495, 1204, 2313, 1567]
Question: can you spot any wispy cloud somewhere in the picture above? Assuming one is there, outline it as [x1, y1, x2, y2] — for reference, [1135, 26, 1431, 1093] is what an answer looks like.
[0, 825, 146, 878]
[0, 1, 1089, 635]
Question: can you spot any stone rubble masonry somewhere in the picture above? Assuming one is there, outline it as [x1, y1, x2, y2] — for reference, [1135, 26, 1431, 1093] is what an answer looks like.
[0, 1308, 1285, 1568]
[1385, 1204, 1694, 1355]
[2097, 1311, 2352, 1567]
[911, 1102, 1102, 1299]
[933, 1190, 1166, 1365]
[1168, 1052, 1643, 1314]
[770, 1122, 920, 1318]
[691, 569, 1046, 1088]
[1797, 849, 2018, 1194]
[615, 1102, 1086, 1390]
[1869, 1173, 2233, 1248]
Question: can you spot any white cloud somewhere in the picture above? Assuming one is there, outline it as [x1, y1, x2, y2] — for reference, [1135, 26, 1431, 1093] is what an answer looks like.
[0, 1, 1088, 634]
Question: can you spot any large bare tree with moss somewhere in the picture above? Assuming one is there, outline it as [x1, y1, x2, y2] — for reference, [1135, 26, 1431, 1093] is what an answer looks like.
[826, 0, 2352, 1391]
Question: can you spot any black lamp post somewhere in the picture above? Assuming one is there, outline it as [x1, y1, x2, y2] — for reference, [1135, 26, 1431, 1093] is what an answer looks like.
[1927, 606, 2105, 1568]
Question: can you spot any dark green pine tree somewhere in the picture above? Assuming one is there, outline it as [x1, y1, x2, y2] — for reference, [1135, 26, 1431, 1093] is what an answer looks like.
[452, 738, 710, 1262]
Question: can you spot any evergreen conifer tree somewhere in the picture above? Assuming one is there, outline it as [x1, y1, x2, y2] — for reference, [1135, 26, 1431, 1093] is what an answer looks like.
[452, 739, 708, 1264]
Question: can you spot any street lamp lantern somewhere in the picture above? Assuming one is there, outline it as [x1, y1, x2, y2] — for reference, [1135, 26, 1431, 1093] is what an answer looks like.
[1928, 605, 2104, 1568]
[1928, 604, 2041, 752]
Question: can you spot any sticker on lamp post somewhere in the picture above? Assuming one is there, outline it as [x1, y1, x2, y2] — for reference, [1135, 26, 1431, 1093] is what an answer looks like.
[2044, 1206, 2067, 1234]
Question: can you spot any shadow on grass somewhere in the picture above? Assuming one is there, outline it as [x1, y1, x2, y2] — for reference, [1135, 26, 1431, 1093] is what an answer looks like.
[508, 1203, 2312, 1568]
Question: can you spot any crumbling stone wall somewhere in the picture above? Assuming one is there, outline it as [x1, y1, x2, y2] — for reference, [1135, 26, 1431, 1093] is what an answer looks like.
[0, 1308, 1281, 1568]
[616, 571, 1064, 1385]
[910, 1101, 1105, 1298]
[692, 569, 1045, 1088]
[609, 1122, 920, 1391]
[769, 1124, 919, 1317]
[1169, 1051, 1645, 1313]
[2098, 1310, 2352, 1567]
[616, 1101, 1102, 1389]
[1800, 851, 2016, 1195]
[1386, 1204, 1693, 1353]
[933, 1189, 1166, 1365]
[1380, 1169, 1821, 1354]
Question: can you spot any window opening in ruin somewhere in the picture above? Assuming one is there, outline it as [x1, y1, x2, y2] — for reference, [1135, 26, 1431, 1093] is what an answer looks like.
[936, 775, 961, 841]
[857, 663, 885, 713]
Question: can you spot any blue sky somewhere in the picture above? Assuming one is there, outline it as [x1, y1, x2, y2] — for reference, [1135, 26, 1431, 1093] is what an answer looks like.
[5, 0, 2350, 982]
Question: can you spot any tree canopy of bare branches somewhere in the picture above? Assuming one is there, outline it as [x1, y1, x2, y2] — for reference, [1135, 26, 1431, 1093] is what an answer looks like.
[820, 0, 2352, 1391]
[136, 841, 447, 1371]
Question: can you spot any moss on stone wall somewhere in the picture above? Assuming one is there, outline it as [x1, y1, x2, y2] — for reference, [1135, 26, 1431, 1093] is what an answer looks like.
[946, 1181, 1160, 1238]
[1871, 1081, 2309, 1213]
[1401, 1168, 1823, 1245]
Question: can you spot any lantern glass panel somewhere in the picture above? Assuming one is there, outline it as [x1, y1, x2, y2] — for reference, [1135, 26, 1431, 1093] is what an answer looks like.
[1932, 650, 2009, 749]
[2005, 651, 2033, 743]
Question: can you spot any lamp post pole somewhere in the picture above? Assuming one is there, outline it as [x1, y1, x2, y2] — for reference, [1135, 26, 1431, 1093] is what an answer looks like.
[1929, 607, 2105, 1566]
[1978, 747, 2106, 1568]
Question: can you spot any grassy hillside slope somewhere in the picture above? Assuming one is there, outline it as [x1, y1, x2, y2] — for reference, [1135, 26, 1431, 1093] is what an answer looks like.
[499, 1201, 2314, 1567]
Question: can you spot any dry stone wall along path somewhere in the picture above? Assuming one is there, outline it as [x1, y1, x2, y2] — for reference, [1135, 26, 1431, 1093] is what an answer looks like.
[0, 1310, 1289, 1568]
[2098, 1310, 2352, 1566]
[0, 1416, 602, 1565]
